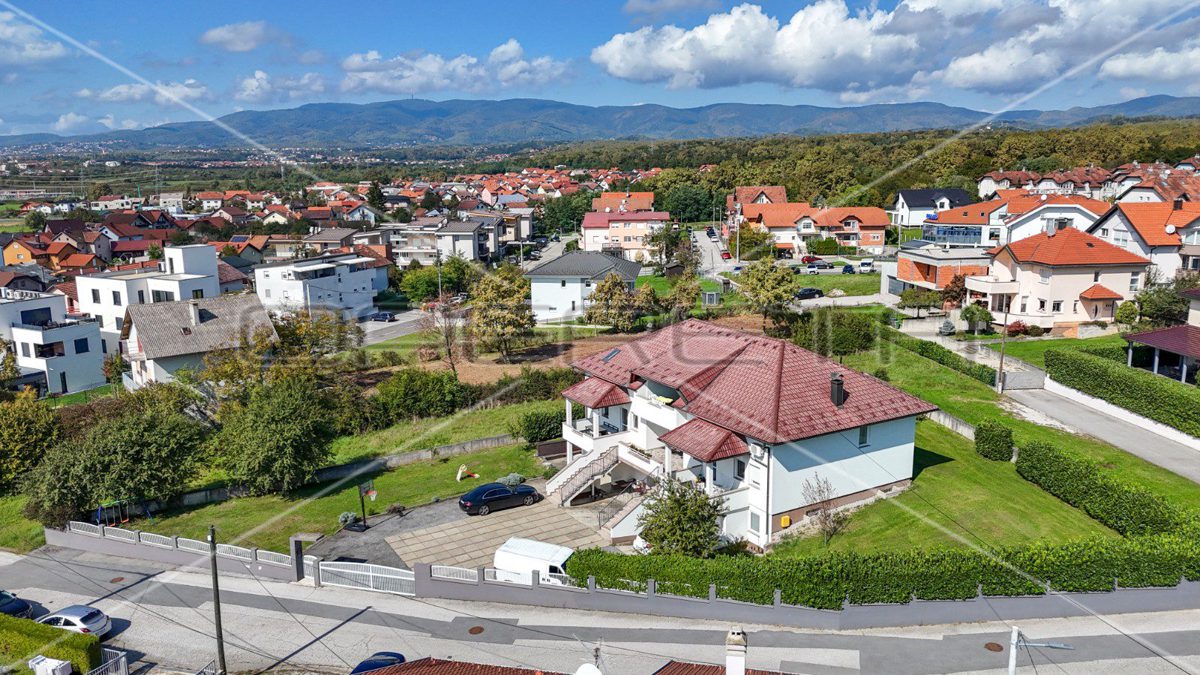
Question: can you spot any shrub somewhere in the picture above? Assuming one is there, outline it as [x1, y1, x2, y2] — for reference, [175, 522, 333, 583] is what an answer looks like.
[807, 238, 846, 255]
[878, 326, 996, 385]
[1006, 321, 1028, 337]
[871, 367, 890, 381]
[1043, 349, 1200, 437]
[373, 368, 470, 423]
[496, 472, 526, 487]
[1078, 343, 1128, 363]
[338, 511, 358, 527]
[974, 420, 1013, 461]
[478, 367, 582, 406]
[1027, 325, 1045, 337]
[509, 409, 567, 444]
[1016, 441, 1180, 536]
[0, 613, 101, 674]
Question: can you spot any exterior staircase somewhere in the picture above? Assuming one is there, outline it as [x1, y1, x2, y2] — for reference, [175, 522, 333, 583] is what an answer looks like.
[547, 447, 618, 505]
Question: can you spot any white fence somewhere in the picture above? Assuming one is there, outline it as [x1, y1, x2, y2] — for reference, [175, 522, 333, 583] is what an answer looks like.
[65, 522, 293, 568]
[86, 648, 128, 675]
[318, 561, 415, 596]
[431, 565, 479, 582]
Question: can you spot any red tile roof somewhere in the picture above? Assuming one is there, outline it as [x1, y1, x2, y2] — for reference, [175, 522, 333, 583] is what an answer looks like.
[1127, 325, 1200, 360]
[572, 320, 936, 444]
[741, 203, 813, 229]
[658, 417, 749, 461]
[990, 228, 1149, 267]
[582, 211, 671, 229]
[562, 377, 630, 409]
[50, 280, 77, 301]
[653, 661, 783, 675]
[1079, 283, 1123, 301]
[1108, 202, 1200, 247]
[59, 253, 99, 268]
[728, 186, 789, 211]
[365, 657, 565, 675]
[217, 260, 248, 285]
[927, 200, 1006, 225]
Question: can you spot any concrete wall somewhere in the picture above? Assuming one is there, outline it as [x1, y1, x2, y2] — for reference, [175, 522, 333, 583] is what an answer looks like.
[1045, 376, 1200, 451]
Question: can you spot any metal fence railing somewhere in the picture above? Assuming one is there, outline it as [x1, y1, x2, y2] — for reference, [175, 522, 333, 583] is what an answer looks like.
[86, 648, 128, 675]
[68, 521, 103, 537]
[193, 660, 217, 675]
[137, 531, 174, 548]
[319, 561, 415, 596]
[255, 549, 292, 566]
[175, 537, 209, 555]
[431, 565, 478, 582]
[101, 527, 138, 543]
[216, 543, 254, 561]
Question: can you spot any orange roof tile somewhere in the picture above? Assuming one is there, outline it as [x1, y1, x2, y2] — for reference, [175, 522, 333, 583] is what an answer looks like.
[1080, 283, 1123, 300]
[992, 227, 1149, 267]
[1110, 202, 1200, 247]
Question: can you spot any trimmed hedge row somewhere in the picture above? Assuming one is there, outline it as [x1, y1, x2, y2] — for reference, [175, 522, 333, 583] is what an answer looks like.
[565, 530, 1200, 609]
[1044, 348, 1200, 437]
[878, 326, 997, 385]
[1015, 441, 1180, 536]
[974, 420, 1013, 461]
[0, 613, 101, 674]
[1077, 343, 1128, 363]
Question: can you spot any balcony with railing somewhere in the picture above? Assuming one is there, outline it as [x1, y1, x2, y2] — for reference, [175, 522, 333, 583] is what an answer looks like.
[561, 416, 634, 455]
[965, 275, 1019, 295]
[921, 225, 987, 246]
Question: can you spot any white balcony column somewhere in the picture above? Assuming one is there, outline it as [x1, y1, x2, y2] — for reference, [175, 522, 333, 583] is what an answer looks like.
[565, 398, 573, 426]
[1127, 345, 1134, 367]
[591, 409, 600, 439]
[1153, 348, 1161, 375]
[1182, 360, 1189, 383]
[705, 462, 713, 493]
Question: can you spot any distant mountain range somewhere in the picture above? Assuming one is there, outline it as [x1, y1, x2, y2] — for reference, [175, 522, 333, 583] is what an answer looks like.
[4, 94, 1200, 150]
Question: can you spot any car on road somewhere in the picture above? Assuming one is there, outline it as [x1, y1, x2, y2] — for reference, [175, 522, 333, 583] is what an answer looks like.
[0, 590, 32, 618]
[550, 233, 560, 242]
[805, 261, 833, 273]
[529, 250, 542, 260]
[371, 311, 396, 322]
[534, 236, 549, 247]
[449, 293, 468, 305]
[720, 250, 732, 260]
[459, 482, 542, 515]
[800, 255, 823, 264]
[351, 652, 406, 674]
[37, 605, 111, 637]
[795, 287, 825, 300]
[841, 264, 857, 274]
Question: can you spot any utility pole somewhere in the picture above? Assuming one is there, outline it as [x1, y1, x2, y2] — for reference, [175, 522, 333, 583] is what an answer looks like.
[207, 525, 228, 675]
[995, 298, 1011, 394]
[1007, 625, 1072, 675]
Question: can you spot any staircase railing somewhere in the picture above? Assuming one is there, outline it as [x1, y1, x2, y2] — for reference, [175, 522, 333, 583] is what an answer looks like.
[557, 447, 617, 505]
[597, 467, 660, 529]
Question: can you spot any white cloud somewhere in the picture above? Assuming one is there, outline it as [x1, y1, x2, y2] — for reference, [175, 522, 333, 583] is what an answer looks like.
[97, 114, 141, 130]
[1100, 40, 1200, 81]
[902, 0, 1005, 18]
[936, 40, 1059, 91]
[592, 2, 917, 91]
[341, 40, 567, 94]
[297, 49, 325, 64]
[199, 20, 271, 52]
[0, 10, 67, 64]
[234, 70, 326, 103]
[52, 112, 89, 132]
[78, 80, 210, 106]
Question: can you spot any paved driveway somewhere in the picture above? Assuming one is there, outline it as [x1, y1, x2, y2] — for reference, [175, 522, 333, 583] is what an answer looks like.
[386, 497, 608, 568]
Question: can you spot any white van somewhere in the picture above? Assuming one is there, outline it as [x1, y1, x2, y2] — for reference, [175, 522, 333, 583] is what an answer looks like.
[858, 258, 875, 273]
[491, 537, 574, 585]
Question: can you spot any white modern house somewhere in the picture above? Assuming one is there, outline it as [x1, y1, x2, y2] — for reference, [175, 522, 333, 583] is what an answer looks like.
[545, 320, 936, 551]
[525, 252, 641, 322]
[0, 288, 105, 395]
[379, 217, 445, 266]
[121, 294, 276, 389]
[888, 188, 972, 227]
[253, 252, 380, 320]
[437, 215, 501, 262]
[75, 245, 222, 354]
[1087, 201, 1200, 279]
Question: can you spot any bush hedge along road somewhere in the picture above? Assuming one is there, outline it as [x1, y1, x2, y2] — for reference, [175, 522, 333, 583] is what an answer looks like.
[879, 326, 997, 386]
[0, 613, 101, 673]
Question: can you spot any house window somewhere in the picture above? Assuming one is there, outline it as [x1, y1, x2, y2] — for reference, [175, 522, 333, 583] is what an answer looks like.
[73, 338, 88, 354]
[1038, 269, 1050, 284]
[1038, 299, 1047, 311]
[1093, 271, 1101, 282]
[20, 343, 29, 357]
[91, 289, 100, 304]
[192, 289, 204, 299]
[115, 318, 123, 331]
[735, 460, 746, 481]
[112, 291, 121, 306]
[1129, 272, 1140, 292]
[137, 290, 145, 304]
[749, 511, 761, 534]
[1100, 227, 1109, 237]
[1073, 300, 1079, 313]
[857, 425, 870, 447]
[561, 280, 566, 287]
[1052, 300, 1062, 313]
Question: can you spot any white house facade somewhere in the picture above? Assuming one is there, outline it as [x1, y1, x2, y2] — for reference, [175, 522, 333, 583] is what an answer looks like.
[0, 288, 105, 395]
[525, 252, 641, 323]
[254, 252, 380, 320]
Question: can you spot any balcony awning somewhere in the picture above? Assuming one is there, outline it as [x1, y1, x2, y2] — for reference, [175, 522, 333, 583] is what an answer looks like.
[1127, 325, 1200, 360]
[1079, 283, 1123, 301]
[562, 377, 629, 409]
[659, 417, 748, 463]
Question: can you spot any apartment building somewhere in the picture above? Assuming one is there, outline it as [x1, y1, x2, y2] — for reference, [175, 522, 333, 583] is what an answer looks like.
[0, 288, 105, 395]
[253, 251, 380, 320]
[581, 211, 670, 262]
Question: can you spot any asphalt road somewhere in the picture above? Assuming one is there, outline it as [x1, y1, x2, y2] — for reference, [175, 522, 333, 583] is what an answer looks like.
[360, 310, 422, 346]
[5, 548, 1200, 674]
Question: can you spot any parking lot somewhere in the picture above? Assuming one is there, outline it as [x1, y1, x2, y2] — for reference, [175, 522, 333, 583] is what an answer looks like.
[386, 496, 609, 569]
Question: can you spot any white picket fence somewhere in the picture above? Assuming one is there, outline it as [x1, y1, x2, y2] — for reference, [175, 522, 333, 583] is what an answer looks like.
[318, 561, 415, 596]
[66, 522, 293, 568]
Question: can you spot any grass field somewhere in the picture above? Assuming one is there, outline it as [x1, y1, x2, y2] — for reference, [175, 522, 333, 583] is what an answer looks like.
[140, 443, 542, 552]
[0, 219, 30, 234]
[330, 398, 561, 464]
[900, 226, 924, 242]
[847, 341, 1200, 509]
[771, 422, 1116, 556]
[0, 496, 43, 553]
[790, 271, 881, 296]
[45, 383, 115, 408]
[635, 274, 722, 295]
[364, 325, 604, 357]
[984, 334, 1126, 367]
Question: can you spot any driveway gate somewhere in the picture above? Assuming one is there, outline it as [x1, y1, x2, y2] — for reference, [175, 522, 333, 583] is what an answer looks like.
[317, 561, 415, 596]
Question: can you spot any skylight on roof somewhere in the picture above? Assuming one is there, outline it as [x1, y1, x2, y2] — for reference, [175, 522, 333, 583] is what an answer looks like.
[601, 348, 620, 363]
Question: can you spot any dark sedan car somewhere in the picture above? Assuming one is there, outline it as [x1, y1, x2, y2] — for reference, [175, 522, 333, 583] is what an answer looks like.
[459, 482, 541, 515]
[0, 590, 31, 619]
[350, 652, 406, 674]
[795, 287, 825, 300]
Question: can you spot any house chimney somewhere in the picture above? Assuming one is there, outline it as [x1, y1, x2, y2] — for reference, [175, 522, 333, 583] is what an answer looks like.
[830, 372, 845, 408]
[188, 301, 200, 326]
[725, 626, 747, 675]
[1174, 197, 1184, 210]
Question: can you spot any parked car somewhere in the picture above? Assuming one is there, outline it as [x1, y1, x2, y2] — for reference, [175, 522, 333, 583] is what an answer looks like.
[0, 590, 32, 618]
[37, 605, 111, 637]
[372, 311, 396, 322]
[492, 537, 574, 585]
[550, 233, 560, 242]
[533, 236, 549, 247]
[529, 250, 543, 260]
[800, 255, 823, 264]
[795, 287, 825, 300]
[351, 652, 406, 674]
[806, 261, 832, 273]
[459, 482, 542, 515]
[841, 264, 856, 274]
[720, 250, 732, 260]
[449, 293, 468, 305]
[858, 258, 876, 273]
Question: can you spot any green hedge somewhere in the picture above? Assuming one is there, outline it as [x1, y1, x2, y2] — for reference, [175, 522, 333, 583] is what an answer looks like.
[974, 420, 1013, 461]
[510, 409, 568, 444]
[0, 613, 101, 674]
[1016, 441, 1180, 536]
[566, 531, 1200, 609]
[1043, 349, 1200, 437]
[879, 326, 997, 385]
[1078, 343, 1128, 363]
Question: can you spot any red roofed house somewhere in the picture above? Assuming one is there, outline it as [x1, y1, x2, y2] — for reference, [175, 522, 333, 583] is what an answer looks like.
[924, 192, 1109, 248]
[581, 211, 670, 262]
[591, 190, 655, 212]
[726, 186, 788, 214]
[548, 319, 937, 551]
[1086, 200, 1200, 278]
[1125, 288, 1200, 384]
[964, 227, 1149, 335]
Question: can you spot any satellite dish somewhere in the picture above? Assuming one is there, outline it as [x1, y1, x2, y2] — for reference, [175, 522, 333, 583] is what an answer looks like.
[1166, 224, 1177, 234]
[575, 666, 603, 675]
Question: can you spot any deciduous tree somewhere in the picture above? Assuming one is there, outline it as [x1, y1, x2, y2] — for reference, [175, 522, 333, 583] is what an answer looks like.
[585, 272, 637, 332]
[0, 391, 59, 493]
[470, 265, 535, 361]
[666, 269, 701, 321]
[739, 258, 796, 329]
[638, 478, 727, 558]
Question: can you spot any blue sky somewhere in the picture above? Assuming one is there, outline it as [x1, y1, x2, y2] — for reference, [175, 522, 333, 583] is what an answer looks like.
[1, 0, 1199, 136]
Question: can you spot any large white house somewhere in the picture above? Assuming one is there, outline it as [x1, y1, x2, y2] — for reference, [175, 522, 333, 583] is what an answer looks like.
[0, 288, 105, 395]
[75, 245, 222, 354]
[253, 251, 380, 320]
[888, 188, 972, 227]
[525, 252, 641, 322]
[122, 294, 276, 389]
[546, 320, 936, 551]
[1087, 201, 1200, 279]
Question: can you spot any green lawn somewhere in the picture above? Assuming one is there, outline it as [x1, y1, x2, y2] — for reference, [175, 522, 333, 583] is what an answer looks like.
[790, 271, 881, 296]
[364, 325, 603, 356]
[984, 334, 1127, 367]
[363, 332, 425, 354]
[330, 398, 561, 464]
[772, 422, 1117, 557]
[636, 274, 721, 295]
[0, 496, 44, 553]
[900, 226, 924, 242]
[849, 341, 1200, 509]
[45, 384, 115, 408]
[0, 219, 29, 234]
[139, 443, 542, 552]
